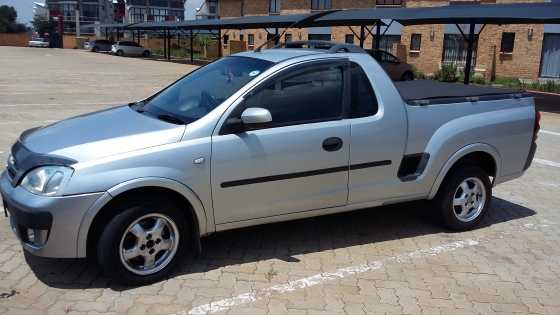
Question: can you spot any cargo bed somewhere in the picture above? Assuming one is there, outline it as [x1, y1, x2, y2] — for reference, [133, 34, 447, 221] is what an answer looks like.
[395, 80, 529, 106]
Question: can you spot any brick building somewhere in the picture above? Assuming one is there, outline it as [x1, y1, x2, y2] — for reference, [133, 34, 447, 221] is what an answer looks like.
[205, 0, 560, 79]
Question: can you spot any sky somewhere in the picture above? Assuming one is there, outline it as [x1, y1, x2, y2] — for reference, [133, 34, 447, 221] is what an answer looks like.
[0, 0, 203, 25]
[0, 0, 37, 25]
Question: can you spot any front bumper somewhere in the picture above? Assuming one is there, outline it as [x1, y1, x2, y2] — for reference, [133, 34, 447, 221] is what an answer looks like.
[0, 171, 105, 258]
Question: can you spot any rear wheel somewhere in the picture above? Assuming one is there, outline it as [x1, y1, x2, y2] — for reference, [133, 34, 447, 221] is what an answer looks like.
[96, 199, 189, 285]
[142, 50, 150, 57]
[433, 166, 491, 231]
[401, 71, 414, 81]
[92, 46, 98, 52]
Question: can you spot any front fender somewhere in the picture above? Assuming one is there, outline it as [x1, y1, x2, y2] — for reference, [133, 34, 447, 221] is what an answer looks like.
[76, 177, 210, 257]
[427, 143, 501, 200]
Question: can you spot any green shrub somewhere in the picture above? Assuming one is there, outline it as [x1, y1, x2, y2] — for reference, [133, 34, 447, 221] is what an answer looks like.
[434, 64, 458, 82]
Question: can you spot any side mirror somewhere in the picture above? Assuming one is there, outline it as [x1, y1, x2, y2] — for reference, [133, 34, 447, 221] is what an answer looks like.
[223, 107, 272, 134]
[241, 107, 272, 126]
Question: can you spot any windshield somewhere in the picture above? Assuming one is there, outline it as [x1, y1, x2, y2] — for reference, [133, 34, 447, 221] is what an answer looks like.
[137, 56, 274, 124]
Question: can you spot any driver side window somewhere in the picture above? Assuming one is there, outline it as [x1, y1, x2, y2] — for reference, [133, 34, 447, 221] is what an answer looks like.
[243, 64, 344, 128]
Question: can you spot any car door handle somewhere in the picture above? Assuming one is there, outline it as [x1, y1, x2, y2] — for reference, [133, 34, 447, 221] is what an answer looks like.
[322, 137, 343, 152]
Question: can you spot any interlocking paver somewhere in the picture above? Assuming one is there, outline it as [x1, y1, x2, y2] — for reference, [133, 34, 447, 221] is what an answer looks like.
[1, 46, 560, 315]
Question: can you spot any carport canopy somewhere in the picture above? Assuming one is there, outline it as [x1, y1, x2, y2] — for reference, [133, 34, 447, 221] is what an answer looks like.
[313, 2, 560, 83]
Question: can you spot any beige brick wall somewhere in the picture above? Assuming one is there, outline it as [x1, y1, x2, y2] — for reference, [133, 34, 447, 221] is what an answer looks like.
[216, 0, 548, 79]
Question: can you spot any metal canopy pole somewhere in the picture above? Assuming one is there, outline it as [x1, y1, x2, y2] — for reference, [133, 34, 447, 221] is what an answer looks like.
[274, 28, 279, 45]
[163, 30, 167, 59]
[167, 29, 171, 60]
[463, 22, 476, 85]
[359, 25, 365, 48]
[190, 28, 194, 63]
[218, 29, 222, 58]
[375, 20, 381, 51]
[137, 30, 140, 45]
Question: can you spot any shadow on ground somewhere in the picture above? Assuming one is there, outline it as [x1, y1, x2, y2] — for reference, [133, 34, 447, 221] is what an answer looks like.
[533, 92, 560, 114]
[25, 197, 535, 290]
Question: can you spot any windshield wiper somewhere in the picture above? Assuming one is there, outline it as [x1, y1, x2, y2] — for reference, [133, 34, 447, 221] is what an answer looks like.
[156, 114, 187, 125]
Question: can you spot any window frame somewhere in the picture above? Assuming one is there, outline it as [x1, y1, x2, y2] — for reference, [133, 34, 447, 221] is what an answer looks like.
[500, 32, 515, 54]
[269, 0, 281, 13]
[311, 0, 332, 10]
[410, 33, 422, 52]
[220, 59, 351, 135]
[247, 33, 255, 47]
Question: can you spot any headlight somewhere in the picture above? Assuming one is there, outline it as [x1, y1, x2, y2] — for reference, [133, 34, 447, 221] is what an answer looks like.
[20, 166, 73, 196]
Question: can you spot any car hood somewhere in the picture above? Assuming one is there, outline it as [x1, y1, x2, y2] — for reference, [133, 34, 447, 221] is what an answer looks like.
[21, 105, 185, 163]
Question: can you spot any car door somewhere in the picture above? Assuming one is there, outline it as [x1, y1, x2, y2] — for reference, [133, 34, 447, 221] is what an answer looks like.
[211, 61, 351, 225]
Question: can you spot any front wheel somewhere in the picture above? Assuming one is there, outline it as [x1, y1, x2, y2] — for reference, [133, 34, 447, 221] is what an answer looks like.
[96, 199, 189, 285]
[433, 166, 491, 231]
[142, 50, 150, 57]
[116, 50, 124, 56]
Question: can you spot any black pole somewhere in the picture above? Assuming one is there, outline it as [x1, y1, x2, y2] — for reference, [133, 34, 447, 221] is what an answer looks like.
[464, 22, 476, 85]
[375, 20, 381, 51]
[137, 30, 140, 45]
[163, 30, 167, 59]
[359, 25, 365, 48]
[190, 29, 194, 63]
[167, 29, 171, 60]
[274, 28, 279, 45]
[218, 29, 222, 58]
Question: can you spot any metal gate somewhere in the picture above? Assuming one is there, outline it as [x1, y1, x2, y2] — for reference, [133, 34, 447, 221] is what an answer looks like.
[442, 34, 478, 68]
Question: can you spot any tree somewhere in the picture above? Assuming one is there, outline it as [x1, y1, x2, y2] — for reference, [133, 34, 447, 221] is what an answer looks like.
[32, 15, 55, 36]
[0, 5, 28, 33]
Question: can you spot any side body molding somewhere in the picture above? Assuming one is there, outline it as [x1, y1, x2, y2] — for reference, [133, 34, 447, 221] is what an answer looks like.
[76, 177, 210, 257]
[427, 143, 502, 200]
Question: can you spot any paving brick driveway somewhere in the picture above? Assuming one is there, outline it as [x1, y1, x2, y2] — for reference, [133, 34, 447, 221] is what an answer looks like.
[0, 47, 560, 315]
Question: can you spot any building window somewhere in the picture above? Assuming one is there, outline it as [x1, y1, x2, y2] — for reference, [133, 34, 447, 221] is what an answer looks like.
[376, 0, 403, 6]
[500, 32, 515, 54]
[223, 35, 229, 45]
[269, 0, 281, 13]
[410, 33, 421, 52]
[285, 33, 292, 42]
[240, 34, 244, 41]
[308, 33, 331, 41]
[311, 0, 331, 10]
[442, 34, 478, 67]
[248, 34, 255, 47]
[345, 34, 354, 44]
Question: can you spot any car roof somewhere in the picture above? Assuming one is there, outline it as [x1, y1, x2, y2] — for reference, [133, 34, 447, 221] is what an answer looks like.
[233, 48, 324, 63]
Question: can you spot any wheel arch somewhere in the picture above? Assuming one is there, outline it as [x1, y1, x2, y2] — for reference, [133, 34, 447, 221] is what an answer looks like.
[78, 177, 209, 258]
[427, 143, 501, 200]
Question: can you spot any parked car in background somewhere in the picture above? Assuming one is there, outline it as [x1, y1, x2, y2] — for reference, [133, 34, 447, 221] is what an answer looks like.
[368, 49, 415, 81]
[85, 39, 114, 52]
[1, 42, 538, 285]
[111, 41, 151, 57]
[28, 38, 49, 48]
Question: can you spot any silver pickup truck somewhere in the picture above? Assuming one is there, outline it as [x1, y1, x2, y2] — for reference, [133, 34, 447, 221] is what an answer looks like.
[0, 42, 539, 285]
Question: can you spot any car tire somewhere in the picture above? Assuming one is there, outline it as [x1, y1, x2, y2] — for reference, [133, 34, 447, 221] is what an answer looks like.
[92, 46, 98, 52]
[142, 50, 150, 57]
[401, 71, 414, 81]
[116, 50, 124, 57]
[433, 166, 491, 231]
[96, 198, 189, 286]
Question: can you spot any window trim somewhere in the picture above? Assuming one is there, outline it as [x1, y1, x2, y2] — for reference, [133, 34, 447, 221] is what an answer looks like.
[410, 33, 422, 52]
[219, 59, 351, 135]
